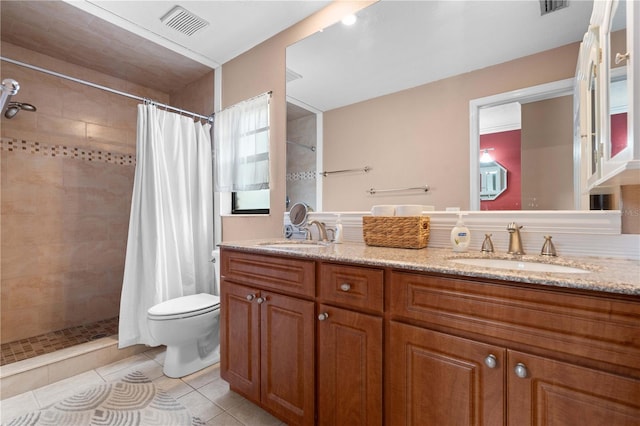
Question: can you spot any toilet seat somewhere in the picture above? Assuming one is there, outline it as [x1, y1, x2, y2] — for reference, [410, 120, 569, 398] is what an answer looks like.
[148, 293, 220, 321]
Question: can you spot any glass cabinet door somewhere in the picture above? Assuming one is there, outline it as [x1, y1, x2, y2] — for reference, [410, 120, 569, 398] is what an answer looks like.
[606, 0, 629, 162]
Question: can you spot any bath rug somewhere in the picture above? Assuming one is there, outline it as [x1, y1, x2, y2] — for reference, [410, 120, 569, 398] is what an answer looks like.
[4, 371, 205, 426]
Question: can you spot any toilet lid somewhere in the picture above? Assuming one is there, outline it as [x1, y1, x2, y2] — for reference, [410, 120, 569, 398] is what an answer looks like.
[148, 293, 220, 318]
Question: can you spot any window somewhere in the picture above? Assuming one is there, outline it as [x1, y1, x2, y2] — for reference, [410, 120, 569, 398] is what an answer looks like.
[214, 93, 271, 214]
[231, 189, 270, 214]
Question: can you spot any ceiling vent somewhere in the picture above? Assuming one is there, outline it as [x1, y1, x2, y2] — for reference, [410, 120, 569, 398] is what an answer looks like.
[539, 0, 568, 15]
[161, 6, 209, 36]
[286, 67, 303, 83]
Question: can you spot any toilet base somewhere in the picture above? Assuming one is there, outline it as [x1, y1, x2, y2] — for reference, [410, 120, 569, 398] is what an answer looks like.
[163, 333, 220, 378]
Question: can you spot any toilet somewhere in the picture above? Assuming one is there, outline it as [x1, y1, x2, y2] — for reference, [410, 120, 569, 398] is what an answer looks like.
[147, 250, 221, 378]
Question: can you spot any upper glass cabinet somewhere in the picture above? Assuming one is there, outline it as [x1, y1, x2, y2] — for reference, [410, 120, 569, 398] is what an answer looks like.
[576, 25, 601, 192]
[575, 0, 640, 195]
[584, 0, 639, 190]
[606, 0, 628, 161]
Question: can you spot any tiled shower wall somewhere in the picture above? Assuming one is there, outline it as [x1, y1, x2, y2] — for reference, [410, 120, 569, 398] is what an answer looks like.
[286, 114, 317, 210]
[0, 42, 170, 344]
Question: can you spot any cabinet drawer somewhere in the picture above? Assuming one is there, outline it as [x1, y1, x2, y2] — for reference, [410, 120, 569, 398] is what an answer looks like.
[221, 249, 315, 298]
[390, 271, 640, 377]
[319, 263, 384, 313]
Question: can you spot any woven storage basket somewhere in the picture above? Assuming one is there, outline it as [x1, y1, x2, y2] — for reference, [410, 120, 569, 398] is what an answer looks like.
[362, 216, 430, 249]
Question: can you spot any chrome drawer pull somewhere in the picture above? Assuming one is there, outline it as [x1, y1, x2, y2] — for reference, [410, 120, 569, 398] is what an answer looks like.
[318, 312, 329, 321]
[340, 283, 351, 292]
[484, 354, 497, 369]
[246, 294, 255, 301]
[514, 363, 528, 378]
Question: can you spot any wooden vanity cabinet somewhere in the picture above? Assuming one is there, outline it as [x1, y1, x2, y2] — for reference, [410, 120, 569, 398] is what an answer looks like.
[220, 250, 316, 426]
[387, 321, 505, 425]
[388, 271, 640, 426]
[316, 263, 384, 425]
[220, 248, 640, 425]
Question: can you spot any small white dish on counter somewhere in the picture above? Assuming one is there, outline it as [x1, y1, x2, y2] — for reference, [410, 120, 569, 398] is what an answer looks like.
[371, 205, 396, 216]
[396, 205, 425, 216]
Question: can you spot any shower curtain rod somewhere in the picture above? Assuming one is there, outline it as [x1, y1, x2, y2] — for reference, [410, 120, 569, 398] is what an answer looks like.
[0, 56, 214, 122]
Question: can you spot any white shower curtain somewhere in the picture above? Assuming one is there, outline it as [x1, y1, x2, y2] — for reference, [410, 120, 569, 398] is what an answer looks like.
[119, 104, 214, 348]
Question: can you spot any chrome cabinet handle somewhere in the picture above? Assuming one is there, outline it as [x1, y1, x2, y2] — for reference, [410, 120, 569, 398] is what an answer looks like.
[514, 363, 528, 378]
[318, 312, 329, 321]
[256, 297, 265, 304]
[340, 283, 351, 292]
[246, 294, 255, 301]
[615, 52, 630, 65]
[484, 354, 498, 369]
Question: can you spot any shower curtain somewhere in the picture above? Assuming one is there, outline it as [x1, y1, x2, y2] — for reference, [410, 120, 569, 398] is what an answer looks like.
[119, 104, 214, 348]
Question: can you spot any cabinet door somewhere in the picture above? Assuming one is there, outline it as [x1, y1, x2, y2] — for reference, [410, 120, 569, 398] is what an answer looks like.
[387, 321, 505, 426]
[317, 304, 383, 426]
[220, 281, 260, 401]
[508, 351, 640, 425]
[260, 291, 315, 426]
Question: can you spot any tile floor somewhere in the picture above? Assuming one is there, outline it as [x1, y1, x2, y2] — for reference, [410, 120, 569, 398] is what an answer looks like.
[0, 347, 286, 426]
[1, 317, 119, 366]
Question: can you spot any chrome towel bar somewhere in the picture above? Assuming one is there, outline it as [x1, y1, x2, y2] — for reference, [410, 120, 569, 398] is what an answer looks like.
[320, 166, 371, 177]
[367, 184, 429, 195]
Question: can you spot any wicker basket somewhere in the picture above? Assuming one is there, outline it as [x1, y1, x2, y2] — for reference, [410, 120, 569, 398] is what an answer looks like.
[362, 216, 430, 249]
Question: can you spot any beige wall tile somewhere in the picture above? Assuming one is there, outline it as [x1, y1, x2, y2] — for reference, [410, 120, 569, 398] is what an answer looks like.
[87, 123, 134, 147]
[36, 114, 86, 139]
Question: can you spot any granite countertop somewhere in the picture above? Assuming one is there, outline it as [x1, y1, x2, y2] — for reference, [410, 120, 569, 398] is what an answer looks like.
[219, 240, 640, 296]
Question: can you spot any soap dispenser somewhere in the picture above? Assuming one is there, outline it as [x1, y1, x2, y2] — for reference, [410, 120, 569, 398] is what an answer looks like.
[450, 213, 471, 252]
[334, 214, 344, 244]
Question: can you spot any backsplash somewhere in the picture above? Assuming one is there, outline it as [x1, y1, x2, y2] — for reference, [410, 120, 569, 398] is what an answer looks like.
[286, 210, 640, 260]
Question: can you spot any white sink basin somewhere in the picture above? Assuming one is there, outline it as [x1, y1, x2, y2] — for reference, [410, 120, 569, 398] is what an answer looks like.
[258, 241, 329, 249]
[449, 258, 590, 274]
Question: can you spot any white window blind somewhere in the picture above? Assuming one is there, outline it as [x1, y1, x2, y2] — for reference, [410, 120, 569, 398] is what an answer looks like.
[214, 92, 270, 192]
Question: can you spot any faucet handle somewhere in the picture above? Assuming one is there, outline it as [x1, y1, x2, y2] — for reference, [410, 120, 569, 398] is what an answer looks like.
[481, 234, 494, 253]
[540, 235, 557, 257]
[507, 222, 522, 231]
[302, 227, 312, 241]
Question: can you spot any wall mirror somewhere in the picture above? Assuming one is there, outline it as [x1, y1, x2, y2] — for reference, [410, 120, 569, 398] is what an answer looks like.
[286, 0, 619, 211]
[480, 161, 507, 201]
[286, 99, 321, 211]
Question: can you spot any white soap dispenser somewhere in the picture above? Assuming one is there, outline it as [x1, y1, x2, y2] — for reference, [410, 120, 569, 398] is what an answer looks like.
[334, 214, 344, 244]
[450, 213, 471, 252]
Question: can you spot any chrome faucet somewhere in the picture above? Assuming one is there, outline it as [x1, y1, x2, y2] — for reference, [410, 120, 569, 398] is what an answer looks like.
[507, 222, 525, 255]
[307, 220, 329, 242]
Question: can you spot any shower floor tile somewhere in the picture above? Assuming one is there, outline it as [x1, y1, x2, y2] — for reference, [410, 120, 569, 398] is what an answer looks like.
[0, 317, 118, 366]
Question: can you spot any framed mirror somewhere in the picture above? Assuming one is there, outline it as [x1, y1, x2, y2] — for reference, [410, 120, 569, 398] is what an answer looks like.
[470, 78, 575, 210]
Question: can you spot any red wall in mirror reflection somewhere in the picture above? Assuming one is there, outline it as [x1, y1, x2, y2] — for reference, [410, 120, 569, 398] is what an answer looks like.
[480, 130, 521, 210]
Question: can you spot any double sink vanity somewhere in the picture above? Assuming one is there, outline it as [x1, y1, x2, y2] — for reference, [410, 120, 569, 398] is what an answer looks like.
[219, 240, 640, 425]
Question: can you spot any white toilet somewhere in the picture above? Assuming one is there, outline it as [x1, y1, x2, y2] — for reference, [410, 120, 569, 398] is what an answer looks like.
[147, 250, 221, 378]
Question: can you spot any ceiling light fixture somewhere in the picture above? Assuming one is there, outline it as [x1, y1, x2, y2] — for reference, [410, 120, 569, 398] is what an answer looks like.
[342, 14, 357, 26]
[480, 148, 495, 163]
